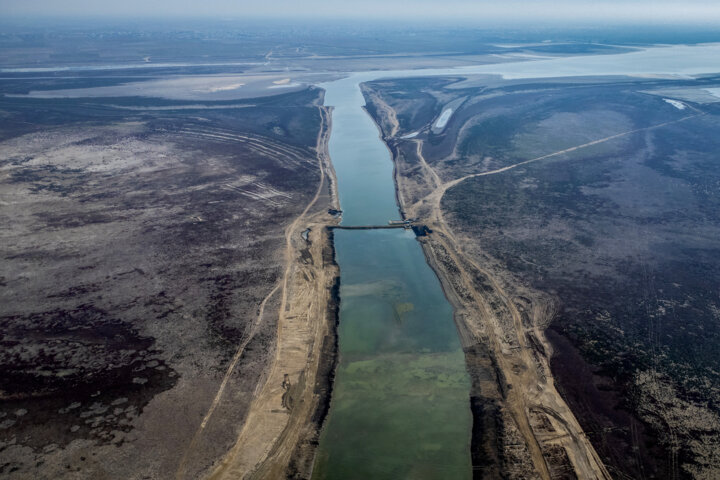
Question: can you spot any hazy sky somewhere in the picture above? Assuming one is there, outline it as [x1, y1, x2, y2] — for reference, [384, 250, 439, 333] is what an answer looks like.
[2, 0, 720, 23]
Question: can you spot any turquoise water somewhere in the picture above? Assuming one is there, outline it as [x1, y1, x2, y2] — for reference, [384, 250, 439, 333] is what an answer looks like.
[321, 75, 401, 225]
[313, 78, 472, 479]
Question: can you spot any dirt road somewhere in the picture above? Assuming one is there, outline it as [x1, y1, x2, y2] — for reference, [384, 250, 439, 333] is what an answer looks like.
[410, 113, 704, 478]
[396, 123, 645, 479]
[175, 106, 340, 480]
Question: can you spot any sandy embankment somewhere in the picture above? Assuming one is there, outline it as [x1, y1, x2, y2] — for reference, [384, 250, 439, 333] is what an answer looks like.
[176, 106, 342, 480]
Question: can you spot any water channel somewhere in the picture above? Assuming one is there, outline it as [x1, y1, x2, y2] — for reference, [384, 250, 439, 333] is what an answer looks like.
[311, 76, 473, 479]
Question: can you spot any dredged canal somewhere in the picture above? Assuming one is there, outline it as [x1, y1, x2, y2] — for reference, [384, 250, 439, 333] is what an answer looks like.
[311, 75, 472, 479]
[309, 45, 720, 478]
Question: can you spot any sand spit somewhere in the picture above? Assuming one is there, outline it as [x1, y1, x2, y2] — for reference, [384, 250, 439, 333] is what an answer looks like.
[433, 108, 453, 129]
[13, 74, 312, 101]
[707, 87, 720, 99]
[400, 131, 419, 139]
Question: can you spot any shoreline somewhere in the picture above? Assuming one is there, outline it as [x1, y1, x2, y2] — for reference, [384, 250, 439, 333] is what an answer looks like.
[312, 79, 477, 478]
[285, 227, 341, 479]
[359, 83, 408, 218]
[359, 83, 500, 473]
[359, 83, 507, 474]
[416, 234, 506, 478]
[287, 104, 343, 473]
[202, 103, 342, 480]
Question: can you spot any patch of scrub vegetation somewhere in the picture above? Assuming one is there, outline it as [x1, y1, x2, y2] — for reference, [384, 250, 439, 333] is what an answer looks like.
[363, 77, 459, 135]
[444, 105, 720, 479]
[456, 116, 518, 158]
[0, 77, 328, 479]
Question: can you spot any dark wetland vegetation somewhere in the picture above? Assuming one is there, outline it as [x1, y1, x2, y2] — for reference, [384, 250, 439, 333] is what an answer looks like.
[363, 74, 720, 479]
[0, 72, 329, 478]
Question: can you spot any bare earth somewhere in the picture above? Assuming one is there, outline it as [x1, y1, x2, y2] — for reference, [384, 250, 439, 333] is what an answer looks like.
[190, 107, 341, 480]
[0, 88, 334, 478]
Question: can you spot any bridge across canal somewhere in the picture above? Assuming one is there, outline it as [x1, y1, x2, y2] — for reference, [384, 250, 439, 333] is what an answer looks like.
[330, 224, 408, 230]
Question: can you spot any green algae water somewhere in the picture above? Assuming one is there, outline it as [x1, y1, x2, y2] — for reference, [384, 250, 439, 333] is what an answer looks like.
[312, 76, 471, 479]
